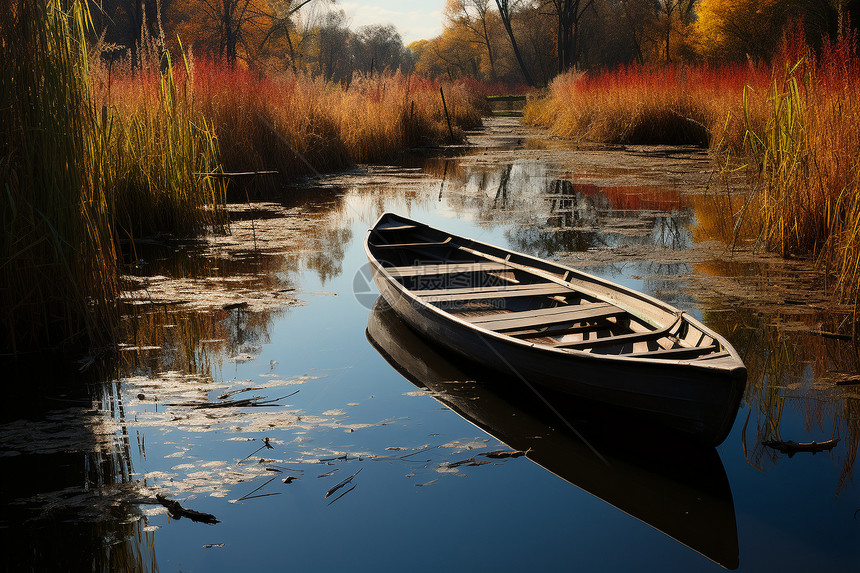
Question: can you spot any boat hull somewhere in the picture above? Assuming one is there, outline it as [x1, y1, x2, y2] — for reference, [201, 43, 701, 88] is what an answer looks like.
[365, 213, 747, 446]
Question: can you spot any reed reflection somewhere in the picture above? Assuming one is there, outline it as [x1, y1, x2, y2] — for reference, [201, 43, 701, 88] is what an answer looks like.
[0, 359, 158, 572]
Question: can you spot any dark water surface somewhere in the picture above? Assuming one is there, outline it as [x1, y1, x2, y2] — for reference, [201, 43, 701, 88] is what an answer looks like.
[3, 121, 860, 572]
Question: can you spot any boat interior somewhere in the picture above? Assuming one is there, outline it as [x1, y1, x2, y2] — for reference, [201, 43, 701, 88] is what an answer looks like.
[369, 219, 729, 360]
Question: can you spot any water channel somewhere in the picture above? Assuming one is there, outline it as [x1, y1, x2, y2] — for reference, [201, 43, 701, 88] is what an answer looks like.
[2, 118, 859, 572]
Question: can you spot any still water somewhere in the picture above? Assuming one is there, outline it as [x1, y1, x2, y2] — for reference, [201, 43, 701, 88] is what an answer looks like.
[2, 120, 859, 572]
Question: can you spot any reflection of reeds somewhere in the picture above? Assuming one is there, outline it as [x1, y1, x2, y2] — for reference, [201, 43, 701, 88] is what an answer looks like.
[703, 305, 860, 487]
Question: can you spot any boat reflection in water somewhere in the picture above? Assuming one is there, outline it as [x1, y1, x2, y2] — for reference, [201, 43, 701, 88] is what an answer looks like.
[366, 298, 740, 570]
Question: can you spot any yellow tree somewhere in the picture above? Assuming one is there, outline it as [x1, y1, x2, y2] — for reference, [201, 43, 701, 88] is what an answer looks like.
[694, 0, 783, 61]
[169, 0, 275, 63]
[444, 0, 501, 80]
[414, 26, 483, 79]
[654, 0, 696, 62]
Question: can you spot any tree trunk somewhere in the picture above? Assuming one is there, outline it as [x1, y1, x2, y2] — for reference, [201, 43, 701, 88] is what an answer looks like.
[494, 0, 534, 87]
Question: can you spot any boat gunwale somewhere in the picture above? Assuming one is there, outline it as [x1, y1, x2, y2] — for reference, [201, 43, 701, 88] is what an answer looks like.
[365, 213, 746, 375]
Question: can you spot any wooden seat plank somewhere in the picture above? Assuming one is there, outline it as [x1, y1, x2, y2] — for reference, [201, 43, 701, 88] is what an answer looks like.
[468, 302, 624, 332]
[387, 262, 511, 278]
[550, 329, 669, 350]
[548, 315, 683, 350]
[625, 344, 720, 359]
[370, 237, 452, 249]
[374, 223, 418, 231]
[417, 282, 574, 303]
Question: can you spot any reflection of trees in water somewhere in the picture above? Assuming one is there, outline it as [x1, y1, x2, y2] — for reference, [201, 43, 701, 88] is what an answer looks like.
[305, 226, 354, 285]
[504, 226, 603, 258]
[651, 212, 694, 250]
[440, 161, 694, 257]
[703, 306, 860, 492]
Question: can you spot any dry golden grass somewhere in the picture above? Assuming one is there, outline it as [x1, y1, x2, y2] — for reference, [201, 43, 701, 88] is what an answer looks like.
[187, 62, 484, 185]
[524, 64, 766, 148]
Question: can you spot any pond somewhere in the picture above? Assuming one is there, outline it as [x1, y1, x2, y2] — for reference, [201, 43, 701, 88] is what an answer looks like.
[2, 118, 859, 572]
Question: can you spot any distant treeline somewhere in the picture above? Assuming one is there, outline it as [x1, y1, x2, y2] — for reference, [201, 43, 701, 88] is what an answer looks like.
[87, 1, 860, 88]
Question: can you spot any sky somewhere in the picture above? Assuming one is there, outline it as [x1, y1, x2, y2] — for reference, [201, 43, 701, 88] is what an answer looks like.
[338, 1, 446, 44]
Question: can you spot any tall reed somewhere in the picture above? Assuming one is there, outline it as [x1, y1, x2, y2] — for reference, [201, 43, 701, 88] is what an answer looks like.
[741, 30, 860, 309]
[1, 1, 226, 354]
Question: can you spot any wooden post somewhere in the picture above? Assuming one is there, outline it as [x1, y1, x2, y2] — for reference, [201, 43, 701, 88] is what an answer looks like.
[440, 86, 454, 141]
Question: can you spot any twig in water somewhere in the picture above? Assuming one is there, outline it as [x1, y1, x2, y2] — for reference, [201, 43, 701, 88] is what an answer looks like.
[167, 390, 299, 409]
[238, 437, 275, 463]
[237, 492, 281, 501]
[481, 449, 528, 459]
[324, 468, 363, 499]
[235, 476, 278, 501]
[398, 445, 439, 459]
[326, 484, 357, 506]
[762, 439, 840, 457]
[218, 386, 266, 400]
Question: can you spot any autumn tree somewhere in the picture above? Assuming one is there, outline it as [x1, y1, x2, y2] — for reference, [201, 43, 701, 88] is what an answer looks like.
[314, 9, 351, 80]
[258, 0, 317, 72]
[694, 0, 855, 62]
[547, 0, 596, 72]
[654, 0, 696, 62]
[352, 24, 413, 75]
[413, 25, 483, 79]
[445, 0, 500, 80]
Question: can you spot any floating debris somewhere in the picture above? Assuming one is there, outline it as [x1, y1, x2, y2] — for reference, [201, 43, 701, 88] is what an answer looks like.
[324, 468, 362, 499]
[156, 494, 220, 524]
[482, 450, 527, 459]
[235, 476, 279, 502]
[203, 544, 225, 549]
[326, 484, 357, 506]
[763, 439, 840, 457]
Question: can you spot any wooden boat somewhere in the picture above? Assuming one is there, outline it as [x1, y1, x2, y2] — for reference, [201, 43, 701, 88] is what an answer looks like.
[365, 212, 747, 446]
[366, 299, 739, 569]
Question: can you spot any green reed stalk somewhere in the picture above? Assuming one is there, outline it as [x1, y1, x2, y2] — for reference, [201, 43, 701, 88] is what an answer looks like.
[1, 1, 226, 355]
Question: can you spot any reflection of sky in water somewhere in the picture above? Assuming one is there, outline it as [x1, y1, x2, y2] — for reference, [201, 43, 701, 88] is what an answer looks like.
[3, 153, 859, 572]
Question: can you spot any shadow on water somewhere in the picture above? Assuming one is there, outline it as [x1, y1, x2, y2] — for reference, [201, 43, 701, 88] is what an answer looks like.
[0, 359, 157, 572]
[366, 298, 739, 569]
